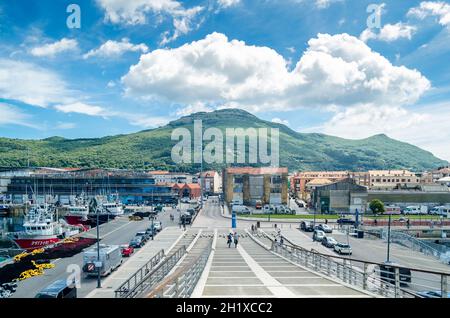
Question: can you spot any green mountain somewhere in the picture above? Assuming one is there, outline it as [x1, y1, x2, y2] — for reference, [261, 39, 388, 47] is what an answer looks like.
[0, 109, 446, 172]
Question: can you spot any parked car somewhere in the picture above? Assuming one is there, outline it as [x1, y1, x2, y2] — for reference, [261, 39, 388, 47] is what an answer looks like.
[152, 221, 162, 232]
[263, 204, 275, 213]
[120, 245, 134, 257]
[300, 221, 314, 232]
[313, 230, 326, 242]
[321, 236, 338, 248]
[416, 290, 450, 298]
[318, 224, 333, 233]
[337, 218, 355, 226]
[334, 243, 352, 255]
[255, 200, 262, 210]
[145, 226, 157, 237]
[129, 236, 144, 248]
[379, 262, 412, 287]
[35, 279, 77, 298]
[136, 231, 150, 242]
[232, 205, 251, 215]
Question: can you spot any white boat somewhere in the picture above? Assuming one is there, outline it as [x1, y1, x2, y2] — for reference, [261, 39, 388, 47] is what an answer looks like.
[8, 204, 82, 250]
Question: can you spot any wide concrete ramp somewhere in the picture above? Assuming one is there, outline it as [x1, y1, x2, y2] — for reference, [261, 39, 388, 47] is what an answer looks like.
[195, 233, 372, 298]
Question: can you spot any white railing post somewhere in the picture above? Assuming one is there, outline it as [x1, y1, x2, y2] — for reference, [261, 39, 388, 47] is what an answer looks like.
[363, 263, 368, 290]
[441, 275, 448, 298]
[394, 268, 400, 298]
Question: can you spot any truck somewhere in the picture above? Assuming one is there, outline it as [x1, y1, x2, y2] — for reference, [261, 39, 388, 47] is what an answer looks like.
[82, 244, 122, 277]
[403, 206, 428, 215]
[384, 206, 401, 215]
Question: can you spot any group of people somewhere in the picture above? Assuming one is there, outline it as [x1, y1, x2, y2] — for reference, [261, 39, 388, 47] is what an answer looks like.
[227, 231, 239, 248]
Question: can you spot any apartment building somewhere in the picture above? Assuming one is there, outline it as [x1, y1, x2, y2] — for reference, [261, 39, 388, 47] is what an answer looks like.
[199, 170, 221, 195]
[223, 167, 288, 206]
[368, 170, 420, 190]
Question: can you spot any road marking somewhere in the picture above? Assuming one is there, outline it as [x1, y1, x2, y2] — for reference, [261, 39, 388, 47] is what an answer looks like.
[101, 220, 133, 239]
[237, 244, 296, 298]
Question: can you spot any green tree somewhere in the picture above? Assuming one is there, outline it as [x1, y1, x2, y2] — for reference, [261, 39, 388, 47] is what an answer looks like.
[369, 199, 385, 215]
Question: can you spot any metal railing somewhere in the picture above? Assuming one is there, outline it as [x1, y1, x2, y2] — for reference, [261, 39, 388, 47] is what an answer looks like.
[147, 241, 213, 298]
[366, 228, 450, 264]
[114, 246, 186, 298]
[269, 240, 449, 298]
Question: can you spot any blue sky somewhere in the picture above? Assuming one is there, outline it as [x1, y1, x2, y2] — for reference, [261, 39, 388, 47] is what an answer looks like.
[0, 0, 449, 161]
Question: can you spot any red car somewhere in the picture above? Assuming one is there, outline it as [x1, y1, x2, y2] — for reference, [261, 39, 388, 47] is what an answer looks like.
[120, 245, 134, 257]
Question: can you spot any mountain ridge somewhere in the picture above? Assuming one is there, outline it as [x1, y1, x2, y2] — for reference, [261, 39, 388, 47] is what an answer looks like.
[0, 108, 446, 172]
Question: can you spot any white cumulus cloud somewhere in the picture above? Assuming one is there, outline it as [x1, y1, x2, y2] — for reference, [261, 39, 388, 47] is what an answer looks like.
[218, 0, 241, 9]
[0, 59, 73, 107]
[55, 102, 106, 116]
[408, 1, 450, 26]
[96, 0, 203, 45]
[303, 103, 450, 161]
[83, 38, 149, 59]
[360, 23, 417, 42]
[30, 38, 78, 57]
[0, 103, 34, 128]
[122, 32, 431, 113]
[271, 118, 289, 126]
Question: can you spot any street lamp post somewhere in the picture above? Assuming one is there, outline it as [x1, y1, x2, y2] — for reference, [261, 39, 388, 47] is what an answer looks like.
[96, 203, 101, 288]
[150, 215, 155, 240]
[386, 213, 392, 263]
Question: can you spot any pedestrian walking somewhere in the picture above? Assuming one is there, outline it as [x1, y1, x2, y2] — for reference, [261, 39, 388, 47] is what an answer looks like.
[251, 224, 255, 233]
[227, 233, 233, 248]
[233, 232, 239, 248]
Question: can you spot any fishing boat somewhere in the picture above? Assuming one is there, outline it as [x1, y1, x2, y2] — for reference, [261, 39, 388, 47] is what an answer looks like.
[63, 204, 89, 225]
[7, 204, 83, 250]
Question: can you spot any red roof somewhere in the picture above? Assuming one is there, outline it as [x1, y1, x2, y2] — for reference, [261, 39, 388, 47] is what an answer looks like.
[182, 183, 201, 190]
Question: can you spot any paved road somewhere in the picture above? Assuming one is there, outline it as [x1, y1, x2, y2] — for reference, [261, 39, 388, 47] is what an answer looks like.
[193, 196, 255, 229]
[12, 208, 176, 298]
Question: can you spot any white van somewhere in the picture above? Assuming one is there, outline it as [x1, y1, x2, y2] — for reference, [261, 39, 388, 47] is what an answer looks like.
[83, 244, 122, 277]
[403, 206, 428, 215]
[430, 206, 450, 217]
[232, 205, 251, 215]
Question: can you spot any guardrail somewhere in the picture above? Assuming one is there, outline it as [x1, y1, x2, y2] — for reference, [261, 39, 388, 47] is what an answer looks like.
[114, 247, 186, 298]
[270, 239, 449, 298]
[147, 241, 213, 298]
[366, 228, 450, 264]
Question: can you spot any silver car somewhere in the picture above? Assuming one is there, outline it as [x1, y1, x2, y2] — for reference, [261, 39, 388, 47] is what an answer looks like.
[313, 230, 326, 242]
[334, 243, 352, 255]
